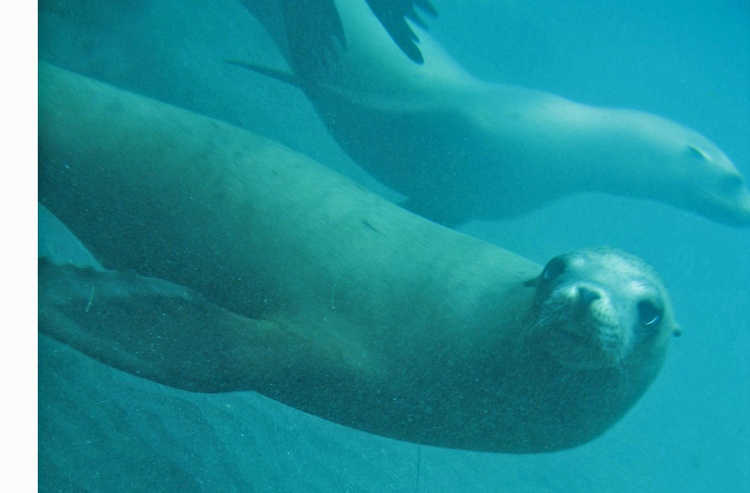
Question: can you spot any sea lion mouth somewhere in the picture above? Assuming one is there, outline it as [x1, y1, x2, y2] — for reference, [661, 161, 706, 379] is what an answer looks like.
[684, 172, 750, 227]
[538, 284, 632, 370]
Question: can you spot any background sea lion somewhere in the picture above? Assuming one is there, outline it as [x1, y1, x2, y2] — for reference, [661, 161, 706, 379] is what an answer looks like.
[236, 0, 750, 227]
[38, 63, 678, 452]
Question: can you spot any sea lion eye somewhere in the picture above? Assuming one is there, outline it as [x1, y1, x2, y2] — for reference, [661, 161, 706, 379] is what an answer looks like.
[686, 145, 709, 161]
[541, 257, 567, 282]
[637, 299, 662, 327]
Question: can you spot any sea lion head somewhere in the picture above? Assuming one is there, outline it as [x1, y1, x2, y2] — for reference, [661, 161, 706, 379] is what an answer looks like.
[594, 109, 750, 227]
[650, 121, 750, 226]
[526, 247, 679, 371]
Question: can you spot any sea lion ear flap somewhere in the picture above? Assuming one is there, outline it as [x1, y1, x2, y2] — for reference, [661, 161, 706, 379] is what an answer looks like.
[523, 275, 540, 288]
[671, 324, 683, 337]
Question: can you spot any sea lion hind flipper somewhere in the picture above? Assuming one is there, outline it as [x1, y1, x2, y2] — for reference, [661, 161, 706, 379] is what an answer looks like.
[38, 260, 267, 393]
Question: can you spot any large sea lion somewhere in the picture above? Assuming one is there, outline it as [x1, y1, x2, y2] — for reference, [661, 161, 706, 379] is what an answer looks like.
[38, 63, 679, 453]
[236, 0, 750, 227]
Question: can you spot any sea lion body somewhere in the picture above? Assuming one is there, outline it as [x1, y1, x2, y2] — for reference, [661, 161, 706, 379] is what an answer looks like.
[39, 63, 676, 452]
[243, 0, 750, 226]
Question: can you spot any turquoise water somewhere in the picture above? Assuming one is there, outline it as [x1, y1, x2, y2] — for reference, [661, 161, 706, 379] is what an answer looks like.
[39, 0, 750, 491]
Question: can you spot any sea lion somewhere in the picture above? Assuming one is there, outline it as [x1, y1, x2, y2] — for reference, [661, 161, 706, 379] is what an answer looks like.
[38, 62, 679, 452]
[236, 0, 750, 227]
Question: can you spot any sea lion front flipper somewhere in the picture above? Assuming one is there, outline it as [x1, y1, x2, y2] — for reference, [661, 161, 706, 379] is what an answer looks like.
[364, 0, 437, 64]
[275, 0, 436, 78]
[38, 259, 280, 393]
[225, 60, 302, 89]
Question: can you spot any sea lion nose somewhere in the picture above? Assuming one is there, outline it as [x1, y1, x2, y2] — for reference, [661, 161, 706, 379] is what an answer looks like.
[577, 286, 601, 307]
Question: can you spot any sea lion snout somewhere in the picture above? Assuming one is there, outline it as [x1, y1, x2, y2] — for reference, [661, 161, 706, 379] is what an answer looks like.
[576, 285, 602, 307]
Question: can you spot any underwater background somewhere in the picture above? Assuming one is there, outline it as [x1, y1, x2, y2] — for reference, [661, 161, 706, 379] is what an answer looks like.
[38, 0, 749, 491]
